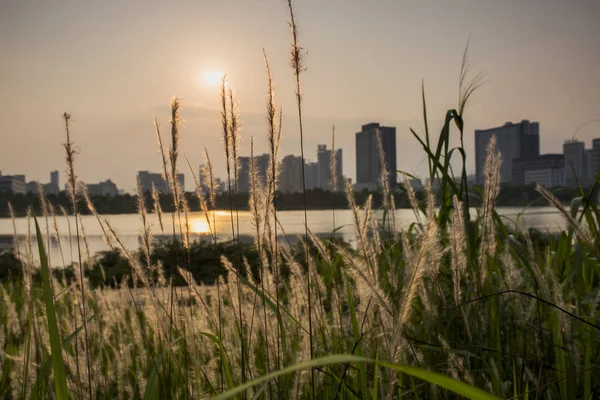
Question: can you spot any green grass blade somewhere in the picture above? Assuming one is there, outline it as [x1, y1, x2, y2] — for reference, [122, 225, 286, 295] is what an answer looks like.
[144, 336, 183, 400]
[33, 213, 69, 400]
[22, 283, 34, 399]
[30, 314, 96, 400]
[212, 354, 500, 400]
[199, 332, 235, 392]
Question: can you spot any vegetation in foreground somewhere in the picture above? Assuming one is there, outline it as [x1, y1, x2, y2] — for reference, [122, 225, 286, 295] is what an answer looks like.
[1, 1, 600, 399]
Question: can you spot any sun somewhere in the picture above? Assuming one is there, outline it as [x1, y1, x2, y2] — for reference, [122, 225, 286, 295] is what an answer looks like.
[203, 70, 226, 86]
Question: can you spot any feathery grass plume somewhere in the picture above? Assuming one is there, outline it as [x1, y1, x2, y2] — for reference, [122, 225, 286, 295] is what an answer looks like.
[154, 117, 171, 197]
[181, 192, 191, 250]
[221, 75, 231, 177]
[307, 229, 333, 267]
[360, 194, 378, 272]
[101, 217, 150, 291]
[151, 183, 165, 235]
[390, 194, 398, 234]
[536, 184, 595, 249]
[77, 213, 92, 270]
[63, 113, 78, 210]
[339, 247, 392, 319]
[330, 124, 338, 193]
[264, 60, 281, 204]
[80, 182, 114, 252]
[458, 40, 487, 116]
[187, 156, 215, 242]
[449, 196, 467, 305]
[402, 173, 423, 227]
[169, 97, 181, 200]
[202, 147, 217, 211]
[228, 88, 241, 181]
[377, 129, 392, 228]
[221, 76, 236, 236]
[478, 135, 501, 290]
[248, 138, 264, 247]
[136, 177, 153, 272]
[391, 184, 440, 360]
[61, 111, 93, 398]
[25, 207, 33, 272]
[47, 203, 67, 270]
[263, 49, 284, 380]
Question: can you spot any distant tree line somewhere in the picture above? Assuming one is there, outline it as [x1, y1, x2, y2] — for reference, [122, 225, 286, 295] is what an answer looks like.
[0, 184, 593, 218]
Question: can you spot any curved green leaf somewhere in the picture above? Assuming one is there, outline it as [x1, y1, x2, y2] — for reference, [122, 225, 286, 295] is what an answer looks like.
[33, 213, 69, 400]
[211, 354, 500, 400]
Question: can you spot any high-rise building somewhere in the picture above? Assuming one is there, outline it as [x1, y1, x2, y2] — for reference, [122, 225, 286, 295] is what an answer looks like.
[355, 123, 396, 190]
[592, 138, 600, 178]
[137, 171, 184, 194]
[316, 145, 343, 191]
[563, 140, 586, 188]
[44, 170, 60, 195]
[50, 170, 59, 187]
[304, 162, 319, 190]
[280, 155, 304, 193]
[583, 149, 594, 185]
[475, 120, 540, 185]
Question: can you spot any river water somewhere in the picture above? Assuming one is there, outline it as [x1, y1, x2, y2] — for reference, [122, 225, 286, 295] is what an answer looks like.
[0, 207, 566, 265]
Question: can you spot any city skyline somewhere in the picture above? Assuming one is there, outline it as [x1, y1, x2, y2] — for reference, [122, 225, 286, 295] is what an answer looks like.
[1, 1, 599, 192]
[2, 119, 598, 194]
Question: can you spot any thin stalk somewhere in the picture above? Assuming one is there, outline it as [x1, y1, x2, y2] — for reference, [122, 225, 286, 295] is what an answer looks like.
[287, 1, 314, 396]
[62, 112, 93, 399]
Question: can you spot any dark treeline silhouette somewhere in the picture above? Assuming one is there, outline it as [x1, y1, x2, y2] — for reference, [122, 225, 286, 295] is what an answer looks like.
[0, 226, 559, 288]
[0, 184, 592, 217]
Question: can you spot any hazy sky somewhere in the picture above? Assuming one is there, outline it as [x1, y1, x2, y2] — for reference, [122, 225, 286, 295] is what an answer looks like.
[1, 0, 599, 192]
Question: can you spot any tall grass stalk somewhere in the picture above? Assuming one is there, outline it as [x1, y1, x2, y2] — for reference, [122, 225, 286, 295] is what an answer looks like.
[62, 112, 93, 399]
[286, 1, 315, 396]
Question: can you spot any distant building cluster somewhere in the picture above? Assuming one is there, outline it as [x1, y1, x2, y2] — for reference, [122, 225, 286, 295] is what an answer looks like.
[233, 144, 345, 194]
[0, 170, 124, 196]
[0, 170, 60, 195]
[475, 120, 600, 189]
[137, 171, 184, 194]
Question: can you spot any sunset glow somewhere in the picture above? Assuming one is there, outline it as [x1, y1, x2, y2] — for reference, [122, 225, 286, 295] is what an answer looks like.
[203, 70, 225, 86]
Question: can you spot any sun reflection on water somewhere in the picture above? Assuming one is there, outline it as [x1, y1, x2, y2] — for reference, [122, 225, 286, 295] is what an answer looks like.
[189, 219, 210, 234]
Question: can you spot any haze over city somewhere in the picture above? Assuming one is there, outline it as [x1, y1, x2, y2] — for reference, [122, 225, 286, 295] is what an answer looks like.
[1, 0, 599, 192]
